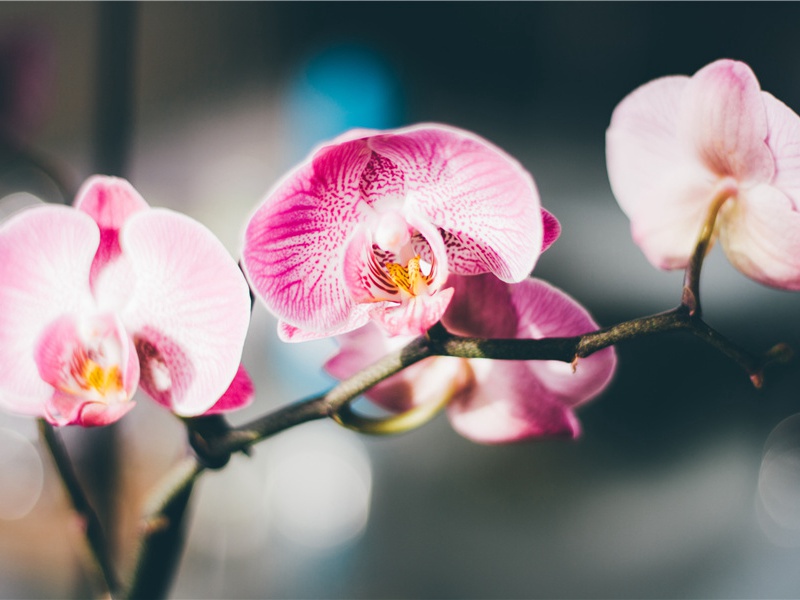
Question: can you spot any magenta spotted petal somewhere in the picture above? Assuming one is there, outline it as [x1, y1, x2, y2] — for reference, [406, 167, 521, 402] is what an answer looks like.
[0, 176, 252, 426]
[243, 123, 548, 340]
[325, 274, 616, 444]
[607, 59, 800, 289]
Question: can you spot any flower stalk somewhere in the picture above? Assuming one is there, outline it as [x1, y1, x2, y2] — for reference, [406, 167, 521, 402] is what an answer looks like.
[37, 419, 120, 598]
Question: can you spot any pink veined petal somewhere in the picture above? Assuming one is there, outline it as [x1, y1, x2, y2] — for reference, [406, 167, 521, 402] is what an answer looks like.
[121, 209, 251, 416]
[762, 91, 800, 206]
[679, 59, 774, 184]
[0, 206, 98, 417]
[202, 364, 255, 415]
[279, 303, 373, 342]
[343, 224, 404, 304]
[447, 360, 582, 444]
[508, 278, 617, 407]
[720, 183, 800, 290]
[541, 208, 561, 253]
[369, 123, 543, 282]
[74, 175, 149, 290]
[242, 138, 373, 334]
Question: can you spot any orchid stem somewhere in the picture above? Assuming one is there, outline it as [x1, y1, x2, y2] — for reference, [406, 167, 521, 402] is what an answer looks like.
[125, 457, 203, 600]
[37, 419, 120, 598]
[682, 187, 734, 315]
[186, 296, 790, 454]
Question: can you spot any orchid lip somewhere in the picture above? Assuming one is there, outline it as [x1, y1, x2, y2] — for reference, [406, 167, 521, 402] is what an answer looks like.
[35, 313, 132, 407]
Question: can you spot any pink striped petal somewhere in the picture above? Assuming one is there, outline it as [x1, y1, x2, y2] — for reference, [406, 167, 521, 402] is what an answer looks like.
[369, 124, 543, 282]
[278, 304, 372, 342]
[0, 206, 98, 417]
[679, 60, 774, 183]
[74, 175, 149, 291]
[720, 184, 800, 290]
[242, 138, 373, 334]
[120, 209, 250, 416]
[201, 364, 254, 415]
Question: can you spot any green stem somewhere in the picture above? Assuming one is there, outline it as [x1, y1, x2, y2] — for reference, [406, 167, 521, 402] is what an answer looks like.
[38, 419, 120, 597]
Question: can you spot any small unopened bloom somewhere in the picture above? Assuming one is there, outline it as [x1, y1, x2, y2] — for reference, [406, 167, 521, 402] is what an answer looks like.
[0, 176, 252, 426]
[243, 123, 554, 341]
[326, 275, 617, 444]
[607, 59, 800, 289]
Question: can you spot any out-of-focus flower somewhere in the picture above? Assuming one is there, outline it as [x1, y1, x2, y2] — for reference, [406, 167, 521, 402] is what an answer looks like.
[325, 274, 616, 444]
[0, 176, 252, 426]
[243, 123, 553, 341]
[606, 58, 800, 289]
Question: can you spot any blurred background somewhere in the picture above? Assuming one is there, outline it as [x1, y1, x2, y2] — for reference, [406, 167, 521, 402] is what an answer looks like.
[2, 2, 800, 598]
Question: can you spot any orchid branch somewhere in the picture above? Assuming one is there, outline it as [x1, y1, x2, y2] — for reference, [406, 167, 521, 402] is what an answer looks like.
[37, 419, 120, 598]
[124, 457, 202, 600]
[185, 300, 790, 460]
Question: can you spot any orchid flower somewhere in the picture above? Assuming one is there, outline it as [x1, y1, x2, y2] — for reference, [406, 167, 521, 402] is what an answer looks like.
[243, 123, 553, 341]
[0, 176, 253, 426]
[325, 274, 617, 444]
[606, 58, 800, 290]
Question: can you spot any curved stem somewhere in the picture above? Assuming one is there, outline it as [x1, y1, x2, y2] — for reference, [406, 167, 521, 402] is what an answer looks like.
[682, 185, 735, 315]
[38, 419, 120, 597]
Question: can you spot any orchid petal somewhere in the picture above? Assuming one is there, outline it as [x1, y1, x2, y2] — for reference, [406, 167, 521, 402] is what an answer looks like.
[370, 286, 455, 337]
[441, 274, 517, 338]
[510, 278, 617, 405]
[369, 124, 543, 281]
[606, 74, 721, 269]
[0, 206, 98, 416]
[762, 92, 800, 206]
[720, 184, 800, 290]
[202, 364, 255, 415]
[74, 175, 149, 291]
[541, 208, 561, 252]
[607, 76, 702, 221]
[447, 277, 615, 444]
[447, 361, 582, 444]
[34, 312, 138, 401]
[278, 305, 372, 342]
[121, 209, 250, 416]
[46, 391, 136, 427]
[242, 138, 373, 333]
[679, 59, 774, 183]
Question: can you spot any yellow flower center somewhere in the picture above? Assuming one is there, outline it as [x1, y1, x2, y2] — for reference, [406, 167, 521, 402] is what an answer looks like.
[385, 255, 428, 296]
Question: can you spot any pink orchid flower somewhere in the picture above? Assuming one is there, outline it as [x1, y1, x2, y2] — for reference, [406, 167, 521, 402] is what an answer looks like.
[325, 274, 617, 444]
[606, 58, 800, 289]
[0, 176, 253, 426]
[243, 123, 552, 341]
